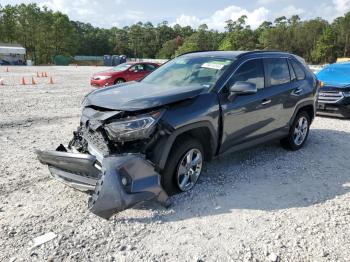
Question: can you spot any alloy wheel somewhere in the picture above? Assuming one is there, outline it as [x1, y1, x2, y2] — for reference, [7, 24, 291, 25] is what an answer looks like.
[293, 116, 309, 146]
[176, 148, 203, 191]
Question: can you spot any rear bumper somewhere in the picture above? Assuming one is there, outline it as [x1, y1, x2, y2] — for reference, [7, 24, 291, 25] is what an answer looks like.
[36, 146, 168, 219]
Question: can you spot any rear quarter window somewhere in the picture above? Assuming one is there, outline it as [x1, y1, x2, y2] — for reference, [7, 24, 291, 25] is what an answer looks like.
[291, 60, 306, 80]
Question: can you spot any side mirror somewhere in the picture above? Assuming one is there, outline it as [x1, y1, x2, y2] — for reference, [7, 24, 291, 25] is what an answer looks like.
[228, 81, 257, 101]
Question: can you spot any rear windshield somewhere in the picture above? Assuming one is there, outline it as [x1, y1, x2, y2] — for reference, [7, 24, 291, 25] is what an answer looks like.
[142, 56, 235, 89]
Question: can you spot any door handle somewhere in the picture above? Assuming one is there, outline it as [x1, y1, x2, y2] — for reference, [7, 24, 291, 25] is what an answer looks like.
[292, 87, 303, 95]
[261, 99, 271, 105]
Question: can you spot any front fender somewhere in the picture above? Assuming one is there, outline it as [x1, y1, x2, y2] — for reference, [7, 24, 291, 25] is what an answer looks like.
[153, 121, 218, 171]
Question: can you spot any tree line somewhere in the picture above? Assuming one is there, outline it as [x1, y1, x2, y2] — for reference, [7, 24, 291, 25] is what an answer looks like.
[1, 3, 350, 64]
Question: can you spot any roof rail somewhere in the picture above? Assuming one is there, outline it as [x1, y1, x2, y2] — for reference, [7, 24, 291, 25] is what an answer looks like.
[177, 50, 214, 56]
[178, 49, 290, 57]
[240, 50, 290, 55]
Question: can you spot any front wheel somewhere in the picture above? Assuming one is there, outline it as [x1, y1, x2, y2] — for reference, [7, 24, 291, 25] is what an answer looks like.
[161, 138, 204, 196]
[281, 111, 310, 150]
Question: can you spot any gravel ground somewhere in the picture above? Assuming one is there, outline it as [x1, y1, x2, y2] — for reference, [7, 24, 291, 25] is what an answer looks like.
[1, 66, 350, 262]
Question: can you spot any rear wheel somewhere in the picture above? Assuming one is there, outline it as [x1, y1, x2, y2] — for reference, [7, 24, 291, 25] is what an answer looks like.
[115, 78, 125, 85]
[161, 137, 204, 196]
[281, 111, 310, 150]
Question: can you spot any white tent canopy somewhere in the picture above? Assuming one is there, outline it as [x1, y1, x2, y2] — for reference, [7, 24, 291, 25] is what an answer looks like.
[0, 44, 26, 55]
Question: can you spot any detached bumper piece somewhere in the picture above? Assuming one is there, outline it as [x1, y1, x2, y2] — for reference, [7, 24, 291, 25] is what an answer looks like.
[36, 146, 168, 219]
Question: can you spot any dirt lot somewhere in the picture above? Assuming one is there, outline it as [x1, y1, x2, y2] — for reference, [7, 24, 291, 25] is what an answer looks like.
[1, 66, 350, 262]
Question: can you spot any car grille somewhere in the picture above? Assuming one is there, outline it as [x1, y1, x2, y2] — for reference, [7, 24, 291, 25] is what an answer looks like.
[318, 91, 344, 104]
[82, 127, 110, 156]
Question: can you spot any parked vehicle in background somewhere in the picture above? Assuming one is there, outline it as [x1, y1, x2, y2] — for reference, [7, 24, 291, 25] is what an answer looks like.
[0, 59, 10, 65]
[316, 62, 350, 118]
[37, 51, 318, 219]
[90, 62, 159, 88]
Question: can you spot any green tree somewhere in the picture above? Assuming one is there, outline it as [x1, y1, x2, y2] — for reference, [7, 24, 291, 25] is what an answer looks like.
[332, 12, 350, 57]
[219, 16, 258, 51]
[312, 26, 337, 63]
[0, 5, 18, 42]
[2, 3, 350, 64]
[157, 37, 183, 58]
[175, 26, 221, 56]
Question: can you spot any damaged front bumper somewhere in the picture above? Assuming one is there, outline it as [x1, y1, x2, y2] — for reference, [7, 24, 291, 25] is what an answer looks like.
[36, 146, 168, 219]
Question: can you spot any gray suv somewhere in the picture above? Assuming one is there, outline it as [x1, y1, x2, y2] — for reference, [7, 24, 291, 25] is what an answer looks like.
[37, 51, 318, 219]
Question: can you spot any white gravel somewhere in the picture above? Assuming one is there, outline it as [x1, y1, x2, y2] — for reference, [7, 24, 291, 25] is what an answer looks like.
[1, 66, 350, 262]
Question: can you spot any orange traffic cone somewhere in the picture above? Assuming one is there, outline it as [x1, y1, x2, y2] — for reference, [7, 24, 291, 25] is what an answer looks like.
[21, 77, 26, 85]
[32, 77, 37, 85]
[36, 72, 40, 77]
[49, 77, 54, 84]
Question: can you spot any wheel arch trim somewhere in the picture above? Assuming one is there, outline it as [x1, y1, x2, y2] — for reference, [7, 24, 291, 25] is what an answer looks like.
[290, 100, 315, 127]
[157, 121, 218, 170]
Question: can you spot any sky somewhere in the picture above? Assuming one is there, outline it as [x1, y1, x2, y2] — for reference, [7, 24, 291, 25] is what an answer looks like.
[1, 0, 350, 30]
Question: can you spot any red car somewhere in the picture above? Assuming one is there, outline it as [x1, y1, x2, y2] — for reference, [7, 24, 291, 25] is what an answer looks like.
[90, 62, 159, 88]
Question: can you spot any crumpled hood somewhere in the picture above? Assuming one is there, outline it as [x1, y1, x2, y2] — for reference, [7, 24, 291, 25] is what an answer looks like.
[84, 81, 205, 111]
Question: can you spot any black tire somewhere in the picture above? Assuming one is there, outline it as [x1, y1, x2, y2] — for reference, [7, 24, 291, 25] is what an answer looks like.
[115, 78, 125, 84]
[161, 137, 204, 196]
[281, 111, 310, 151]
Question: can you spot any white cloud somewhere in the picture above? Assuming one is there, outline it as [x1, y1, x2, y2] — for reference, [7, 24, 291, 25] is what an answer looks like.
[173, 5, 269, 31]
[311, 0, 350, 21]
[40, 0, 70, 14]
[123, 10, 144, 20]
[257, 0, 278, 4]
[174, 15, 201, 28]
[277, 5, 305, 18]
[39, 0, 143, 28]
[333, 0, 350, 15]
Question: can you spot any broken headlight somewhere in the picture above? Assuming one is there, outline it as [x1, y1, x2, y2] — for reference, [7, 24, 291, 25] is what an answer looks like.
[105, 111, 163, 141]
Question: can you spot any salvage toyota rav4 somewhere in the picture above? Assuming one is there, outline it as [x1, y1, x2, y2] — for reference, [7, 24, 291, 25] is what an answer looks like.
[37, 51, 318, 219]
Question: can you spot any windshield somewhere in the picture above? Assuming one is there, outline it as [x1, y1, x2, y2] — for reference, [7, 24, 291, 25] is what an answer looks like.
[112, 63, 132, 72]
[142, 56, 235, 89]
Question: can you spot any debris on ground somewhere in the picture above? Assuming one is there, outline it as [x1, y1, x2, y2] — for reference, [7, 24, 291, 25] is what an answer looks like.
[31, 232, 57, 249]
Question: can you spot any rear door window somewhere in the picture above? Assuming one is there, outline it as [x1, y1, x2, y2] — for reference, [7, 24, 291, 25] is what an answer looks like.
[290, 60, 306, 80]
[265, 58, 291, 86]
[230, 59, 265, 90]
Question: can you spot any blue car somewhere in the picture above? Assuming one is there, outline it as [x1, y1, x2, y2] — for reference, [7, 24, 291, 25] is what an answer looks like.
[317, 62, 350, 118]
